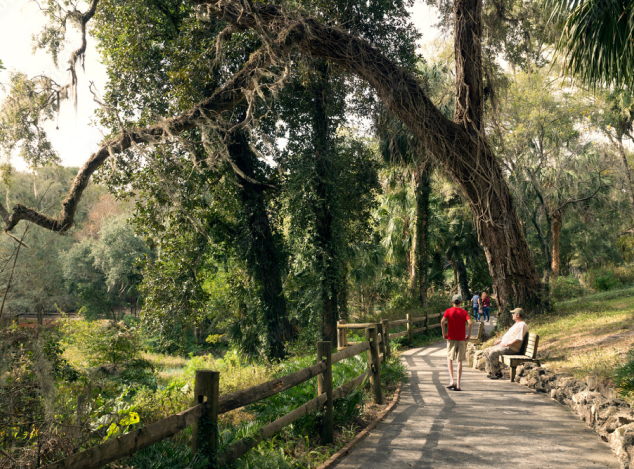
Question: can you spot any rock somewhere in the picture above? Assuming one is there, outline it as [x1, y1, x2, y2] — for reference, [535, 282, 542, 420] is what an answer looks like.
[572, 391, 603, 406]
[599, 410, 634, 440]
[515, 363, 528, 378]
[554, 373, 574, 386]
[558, 378, 588, 400]
[527, 377, 539, 389]
[571, 392, 603, 426]
[608, 423, 634, 468]
[472, 350, 486, 371]
[466, 343, 478, 367]
[533, 369, 556, 393]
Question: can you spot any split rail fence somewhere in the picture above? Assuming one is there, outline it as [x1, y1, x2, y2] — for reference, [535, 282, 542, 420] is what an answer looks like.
[42, 313, 443, 469]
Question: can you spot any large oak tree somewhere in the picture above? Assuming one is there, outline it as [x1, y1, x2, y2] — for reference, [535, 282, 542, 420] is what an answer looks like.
[1, 0, 545, 317]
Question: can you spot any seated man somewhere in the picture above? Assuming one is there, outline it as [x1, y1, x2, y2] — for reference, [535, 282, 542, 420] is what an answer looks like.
[483, 308, 528, 379]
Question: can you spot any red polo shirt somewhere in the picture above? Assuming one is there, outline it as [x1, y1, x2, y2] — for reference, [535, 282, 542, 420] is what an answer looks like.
[443, 307, 470, 340]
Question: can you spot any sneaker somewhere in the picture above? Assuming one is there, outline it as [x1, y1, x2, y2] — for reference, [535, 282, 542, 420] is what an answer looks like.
[488, 373, 503, 380]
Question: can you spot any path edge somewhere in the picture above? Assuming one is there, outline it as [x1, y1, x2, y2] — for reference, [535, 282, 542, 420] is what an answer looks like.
[316, 380, 404, 469]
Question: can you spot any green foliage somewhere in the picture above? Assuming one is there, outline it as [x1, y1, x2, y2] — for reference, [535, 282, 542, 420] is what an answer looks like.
[248, 354, 366, 436]
[580, 266, 634, 292]
[0, 72, 60, 167]
[547, 0, 634, 89]
[614, 349, 634, 398]
[123, 436, 211, 469]
[551, 276, 586, 301]
[42, 332, 80, 382]
[61, 215, 150, 319]
[593, 270, 622, 292]
[62, 318, 142, 366]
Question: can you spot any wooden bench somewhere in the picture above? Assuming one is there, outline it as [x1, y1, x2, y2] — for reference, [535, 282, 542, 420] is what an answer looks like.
[467, 321, 485, 345]
[499, 332, 540, 381]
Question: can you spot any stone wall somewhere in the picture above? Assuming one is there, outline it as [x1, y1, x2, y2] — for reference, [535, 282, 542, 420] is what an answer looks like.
[513, 362, 634, 468]
[466, 342, 633, 467]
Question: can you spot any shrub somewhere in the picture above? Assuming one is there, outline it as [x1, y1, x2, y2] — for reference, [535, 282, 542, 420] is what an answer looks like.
[117, 358, 157, 390]
[248, 354, 368, 437]
[551, 276, 586, 301]
[123, 433, 210, 469]
[614, 349, 634, 398]
[122, 314, 140, 328]
[613, 265, 634, 286]
[594, 270, 621, 291]
[62, 318, 142, 366]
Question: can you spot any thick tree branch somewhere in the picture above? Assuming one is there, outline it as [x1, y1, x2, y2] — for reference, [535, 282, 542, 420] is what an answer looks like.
[194, 0, 543, 312]
[2, 31, 291, 232]
[196, 0, 479, 183]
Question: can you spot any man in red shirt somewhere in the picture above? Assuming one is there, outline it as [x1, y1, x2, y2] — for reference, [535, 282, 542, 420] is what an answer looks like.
[440, 294, 473, 391]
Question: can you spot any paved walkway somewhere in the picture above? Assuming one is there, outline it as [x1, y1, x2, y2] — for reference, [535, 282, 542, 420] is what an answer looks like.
[335, 321, 619, 469]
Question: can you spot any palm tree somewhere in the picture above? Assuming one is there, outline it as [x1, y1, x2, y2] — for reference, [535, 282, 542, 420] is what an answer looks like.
[548, 0, 634, 88]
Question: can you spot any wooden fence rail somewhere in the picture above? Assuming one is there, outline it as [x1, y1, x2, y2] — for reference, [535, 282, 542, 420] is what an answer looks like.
[43, 404, 206, 469]
[337, 310, 444, 351]
[42, 325, 386, 469]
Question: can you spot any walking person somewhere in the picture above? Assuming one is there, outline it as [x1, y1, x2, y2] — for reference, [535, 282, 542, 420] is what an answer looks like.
[471, 291, 480, 321]
[441, 294, 473, 391]
[481, 291, 491, 322]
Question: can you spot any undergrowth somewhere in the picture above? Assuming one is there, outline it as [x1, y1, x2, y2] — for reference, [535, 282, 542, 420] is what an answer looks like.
[111, 347, 408, 469]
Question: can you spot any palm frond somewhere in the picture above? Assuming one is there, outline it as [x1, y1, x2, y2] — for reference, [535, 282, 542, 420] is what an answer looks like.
[545, 0, 634, 88]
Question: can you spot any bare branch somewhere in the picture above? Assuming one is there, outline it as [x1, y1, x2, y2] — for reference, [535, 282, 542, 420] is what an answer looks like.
[5, 232, 30, 249]
[555, 182, 608, 213]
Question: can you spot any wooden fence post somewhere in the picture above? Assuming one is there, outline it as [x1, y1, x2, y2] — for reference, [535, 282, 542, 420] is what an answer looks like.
[376, 322, 385, 358]
[424, 311, 429, 336]
[381, 319, 390, 360]
[317, 341, 333, 444]
[365, 326, 383, 405]
[337, 320, 347, 348]
[407, 313, 413, 343]
[193, 370, 219, 467]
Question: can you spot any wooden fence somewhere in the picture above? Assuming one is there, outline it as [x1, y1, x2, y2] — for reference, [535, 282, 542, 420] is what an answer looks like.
[336, 312, 443, 356]
[42, 313, 445, 469]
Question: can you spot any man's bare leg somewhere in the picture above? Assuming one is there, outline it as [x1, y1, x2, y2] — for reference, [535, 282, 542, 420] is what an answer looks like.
[447, 359, 455, 387]
[456, 361, 463, 390]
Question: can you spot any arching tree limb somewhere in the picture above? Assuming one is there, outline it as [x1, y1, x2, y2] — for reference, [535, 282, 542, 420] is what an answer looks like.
[7, 0, 545, 314]
[1, 31, 291, 232]
[197, 0, 544, 315]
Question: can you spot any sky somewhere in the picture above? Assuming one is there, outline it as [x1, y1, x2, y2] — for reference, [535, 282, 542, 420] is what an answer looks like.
[0, 0, 441, 170]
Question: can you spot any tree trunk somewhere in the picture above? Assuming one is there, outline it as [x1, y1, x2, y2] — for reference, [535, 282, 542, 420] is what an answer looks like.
[551, 209, 562, 279]
[312, 60, 339, 346]
[452, 0, 543, 323]
[339, 262, 349, 321]
[403, 217, 411, 277]
[228, 130, 292, 359]
[409, 164, 431, 305]
[616, 137, 634, 229]
[455, 257, 470, 301]
[530, 210, 552, 284]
